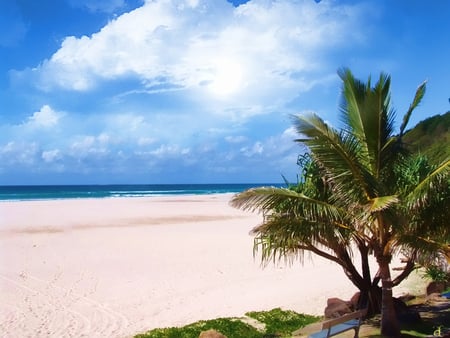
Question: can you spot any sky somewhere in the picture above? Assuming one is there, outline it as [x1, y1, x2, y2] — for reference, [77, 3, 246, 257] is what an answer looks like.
[1, 0, 449, 185]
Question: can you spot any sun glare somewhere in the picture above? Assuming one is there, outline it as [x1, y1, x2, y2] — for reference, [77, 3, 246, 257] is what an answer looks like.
[208, 59, 243, 97]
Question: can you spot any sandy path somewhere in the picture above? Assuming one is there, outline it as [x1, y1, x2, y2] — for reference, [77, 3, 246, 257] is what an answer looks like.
[0, 195, 422, 337]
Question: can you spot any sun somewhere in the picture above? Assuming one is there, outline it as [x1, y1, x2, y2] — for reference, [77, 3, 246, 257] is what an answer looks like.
[208, 59, 243, 97]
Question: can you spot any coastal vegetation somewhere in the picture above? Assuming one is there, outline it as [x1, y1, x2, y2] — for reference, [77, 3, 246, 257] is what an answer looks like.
[230, 68, 450, 337]
[135, 308, 319, 337]
[134, 302, 450, 337]
[403, 111, 450, 163]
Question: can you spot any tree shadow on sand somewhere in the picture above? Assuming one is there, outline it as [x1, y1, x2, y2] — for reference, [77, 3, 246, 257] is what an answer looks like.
[361, 296, 450, 337]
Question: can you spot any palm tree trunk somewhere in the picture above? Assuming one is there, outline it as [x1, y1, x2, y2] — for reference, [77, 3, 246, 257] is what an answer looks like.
[378, 256, 401, 337]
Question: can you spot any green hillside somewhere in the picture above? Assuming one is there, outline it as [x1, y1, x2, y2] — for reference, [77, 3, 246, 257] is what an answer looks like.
[403, 111, 450, 163]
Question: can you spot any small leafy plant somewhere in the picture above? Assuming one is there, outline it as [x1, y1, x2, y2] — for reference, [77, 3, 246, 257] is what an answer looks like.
[245, 308, 320, 336]
[135, 318, 261, 338]
[135, 308, 320, 338]
[423, 265, 449, 283]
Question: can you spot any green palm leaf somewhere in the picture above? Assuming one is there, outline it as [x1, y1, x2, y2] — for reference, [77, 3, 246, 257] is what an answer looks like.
[230, 69, 447, 335]
[399, 81, 427, 137]
[292, 113, 378, 201]
[367, 195, 399, 212]
[405, 158, 450, 209]
[230, 187, 343, 223]
[338, 68, 397, 178]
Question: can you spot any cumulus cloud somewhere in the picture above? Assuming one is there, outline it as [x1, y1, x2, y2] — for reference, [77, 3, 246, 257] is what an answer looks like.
[70, 134, 112, 157]
[1, 0, 375, 182]
[42, 149, 61, 162]
[26, 105, 63, 128]
[27, 0, 365, 116]
[0, 141, 39, 166]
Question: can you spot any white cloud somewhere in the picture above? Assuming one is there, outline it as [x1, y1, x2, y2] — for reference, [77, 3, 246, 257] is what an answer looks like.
[42, 149, 61, 162]
[0, 141, 39, 165]
[69, 134, 112, 159]
[26, 105, 63, 128]
[29, 0, 365, 116]
[97, 132, 110, 144]
[240, 141, 264, 157]
[107, 114, 145, 131]
[282, 126, 298, 139]
[0, 0, 378, 182]
[138, 137, 156, 146]
[149, 144, 191, 157]
[225, 135, 247, 143]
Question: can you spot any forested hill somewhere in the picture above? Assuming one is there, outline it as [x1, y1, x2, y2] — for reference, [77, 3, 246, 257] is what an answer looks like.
[403, 111, 450, 163]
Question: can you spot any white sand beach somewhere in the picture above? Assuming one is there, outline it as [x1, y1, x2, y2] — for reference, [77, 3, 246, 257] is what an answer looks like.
[0, 194, 423, 338]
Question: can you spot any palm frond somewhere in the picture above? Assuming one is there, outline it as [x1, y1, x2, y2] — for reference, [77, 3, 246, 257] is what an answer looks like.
[399, 81, 427, 137]
[337, 68, 397, 177]
[367, 195, 399, 212]
[396, 234, 449, 261]
[405, 158, 450, 209]
[338, 67, 367, 139]
[230, 187, 343, 223]
[251, 214, 350, 266]
[291, 113, 378, 201]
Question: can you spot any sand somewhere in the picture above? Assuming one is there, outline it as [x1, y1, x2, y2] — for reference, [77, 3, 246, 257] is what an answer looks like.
[0, 194, 424, 338]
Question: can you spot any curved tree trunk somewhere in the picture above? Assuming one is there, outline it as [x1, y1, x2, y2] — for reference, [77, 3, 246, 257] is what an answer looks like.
[378, 256, 401, 337]
[359, 285, 382, 315]
[333, 243, 383, 316]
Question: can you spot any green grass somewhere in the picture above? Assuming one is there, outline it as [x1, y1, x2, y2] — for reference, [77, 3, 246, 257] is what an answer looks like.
[245, 308, 320, 336]
[134, 308, 320, 338]
[134, 317, 262, 338]
[135, 300, 450, 338]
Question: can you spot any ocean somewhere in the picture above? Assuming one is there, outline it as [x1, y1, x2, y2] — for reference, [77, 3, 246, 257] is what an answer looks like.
[0, 183, 283, 201]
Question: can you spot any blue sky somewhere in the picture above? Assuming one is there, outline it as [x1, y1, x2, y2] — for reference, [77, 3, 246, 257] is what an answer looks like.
[1, 0, 449, 185]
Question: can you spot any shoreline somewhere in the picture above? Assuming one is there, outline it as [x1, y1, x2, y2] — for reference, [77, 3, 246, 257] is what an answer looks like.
[0, 195, 424, 337]
[0, 183, 282, 202]
[0, 193, 237, 204]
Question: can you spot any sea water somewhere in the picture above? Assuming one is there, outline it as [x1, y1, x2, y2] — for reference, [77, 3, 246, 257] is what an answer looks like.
[0, 183, 283, 201]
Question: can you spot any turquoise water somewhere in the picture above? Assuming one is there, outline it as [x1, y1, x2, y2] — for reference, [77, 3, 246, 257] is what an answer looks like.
[0, 183, 282, 201]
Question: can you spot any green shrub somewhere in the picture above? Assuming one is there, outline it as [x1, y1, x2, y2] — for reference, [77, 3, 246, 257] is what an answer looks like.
[135, 308, 320, 338]
[245, 308, 320, 336]
[423, 265, 449, 283]
[135, 318, 263, 338]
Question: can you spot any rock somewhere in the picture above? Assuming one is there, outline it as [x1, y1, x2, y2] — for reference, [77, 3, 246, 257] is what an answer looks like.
[426, 281, 447, 295]
[324, 298, 352, 318]
[427, 292, 449, 303]
[199, 329, 227, 338]
[349, 292, 360, 310]
[326, 297, 347, 306]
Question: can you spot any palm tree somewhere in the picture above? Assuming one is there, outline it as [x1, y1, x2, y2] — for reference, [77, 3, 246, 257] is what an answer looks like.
[230, 68, 450, 337]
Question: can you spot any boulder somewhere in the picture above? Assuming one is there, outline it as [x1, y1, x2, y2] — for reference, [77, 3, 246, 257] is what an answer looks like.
[349, 292, 360, 310]
[324, 297, 352, 318]
[426, 281, 447, 295]
[427, 292, 449, 303]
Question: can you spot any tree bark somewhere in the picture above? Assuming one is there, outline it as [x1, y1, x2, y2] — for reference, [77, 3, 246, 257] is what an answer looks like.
[378, 256, 401, 337]
[392, 255, 416, 287]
